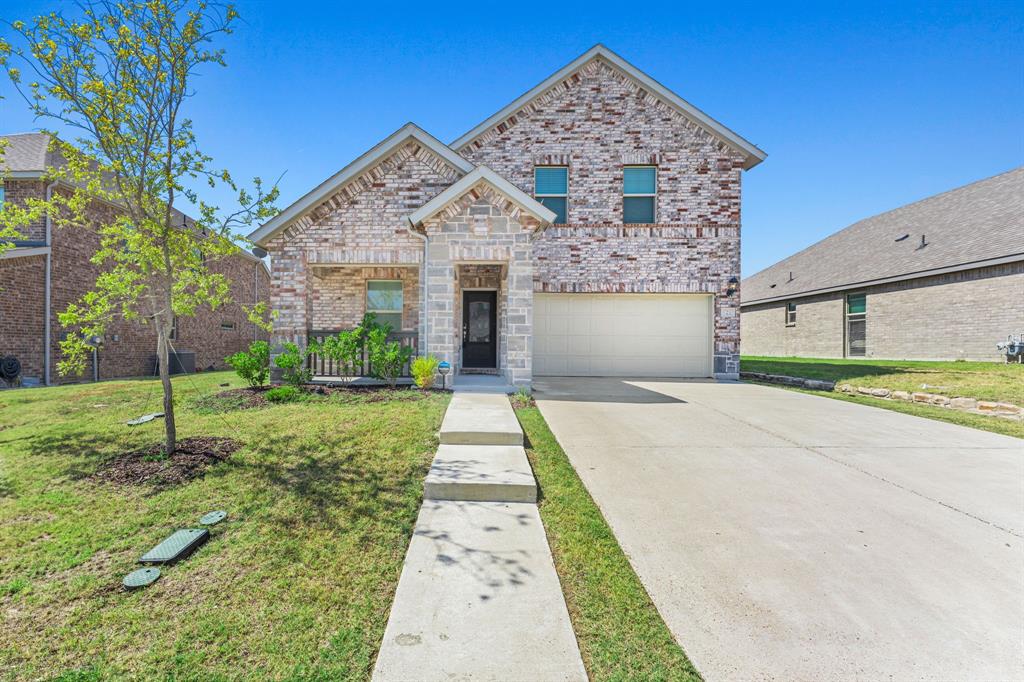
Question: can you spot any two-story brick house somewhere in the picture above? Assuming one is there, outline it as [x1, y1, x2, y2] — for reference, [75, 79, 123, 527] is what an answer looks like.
[0, 132, 271, 386]
[250, 45, 766, 386]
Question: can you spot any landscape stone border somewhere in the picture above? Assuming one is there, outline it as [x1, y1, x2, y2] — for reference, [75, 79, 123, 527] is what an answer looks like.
[740, 371, 1023, 421]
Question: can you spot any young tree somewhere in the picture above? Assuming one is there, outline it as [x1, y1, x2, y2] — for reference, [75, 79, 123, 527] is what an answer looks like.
[0, 1, 278, 453]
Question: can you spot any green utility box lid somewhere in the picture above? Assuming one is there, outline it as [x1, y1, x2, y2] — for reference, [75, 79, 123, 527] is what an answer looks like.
[139, 528, 209, 564]
[123, 567, 160, 590]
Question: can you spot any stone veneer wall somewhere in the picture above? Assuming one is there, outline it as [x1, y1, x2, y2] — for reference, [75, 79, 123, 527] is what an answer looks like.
[266, 141, 463, 360]
[420, 187, 539, 386]
[459, 56, 746, 377]
[740, 261, 1024, 361]
[454, 264, 504, 372]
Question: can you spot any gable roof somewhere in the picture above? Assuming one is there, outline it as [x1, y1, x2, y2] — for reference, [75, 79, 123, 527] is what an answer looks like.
[742, 167, 1024, 306]
[407, 166, 556, 228]
[451, 44, 767, 170]
[249, 123, 475, 246]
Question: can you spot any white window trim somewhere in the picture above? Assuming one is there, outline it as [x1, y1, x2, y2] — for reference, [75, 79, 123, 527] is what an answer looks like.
[623, 165, 657, 223]
[534, 166, 568, 224]
[366, 279, 404, 328]
[785, 302, 797, 327]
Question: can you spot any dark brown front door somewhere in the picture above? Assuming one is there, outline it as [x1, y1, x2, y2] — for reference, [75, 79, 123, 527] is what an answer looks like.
[462, 290, 497, 369]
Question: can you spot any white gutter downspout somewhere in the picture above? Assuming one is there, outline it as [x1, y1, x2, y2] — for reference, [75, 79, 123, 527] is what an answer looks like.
[254, 261, 259, 342]
[43, 180, 57, 386]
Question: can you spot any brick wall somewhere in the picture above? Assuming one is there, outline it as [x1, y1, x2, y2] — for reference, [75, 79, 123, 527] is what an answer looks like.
[266, 141, 464, 352]
[0, 253, 46, 382]
[0, 179, 270, 385]
[459, 56, 746, 376]
[740, 261, 1024, 361]
[309, 265, 419, 331]
[2, 179, 47, 241]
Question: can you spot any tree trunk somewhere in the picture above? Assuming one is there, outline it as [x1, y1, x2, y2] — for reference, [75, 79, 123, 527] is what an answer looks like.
[157, 323, 176, 455]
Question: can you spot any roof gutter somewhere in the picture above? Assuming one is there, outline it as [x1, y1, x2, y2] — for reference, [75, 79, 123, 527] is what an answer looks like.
[741, 252, 1024, 307]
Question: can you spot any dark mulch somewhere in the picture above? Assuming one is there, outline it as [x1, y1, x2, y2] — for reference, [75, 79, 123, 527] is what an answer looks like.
[92, 436, 241, 487]
[193, 387, 269, 412]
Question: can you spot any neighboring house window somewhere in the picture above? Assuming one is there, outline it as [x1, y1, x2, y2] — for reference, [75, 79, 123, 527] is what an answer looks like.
[168, 315, 178, 341]
[221, 321, 236, 331]
[367, 280, 403, 330]
[0, 185, 5, 210]
[846, 294, 867, 357]
[623, 166, 656, 224]
[534, 167, 568, 224]
[785, 302, 797, 326]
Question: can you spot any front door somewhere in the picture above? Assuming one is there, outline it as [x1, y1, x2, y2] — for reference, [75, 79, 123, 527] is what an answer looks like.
[462, 290, 497, 369]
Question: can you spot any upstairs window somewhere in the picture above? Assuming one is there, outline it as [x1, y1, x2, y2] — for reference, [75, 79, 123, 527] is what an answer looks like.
[623, 166, 656, 224]
[534, 167, 568, 224]
[786, 302, 797, 326]
[0, 185, 5, 210]
[367, 280, 403, 330]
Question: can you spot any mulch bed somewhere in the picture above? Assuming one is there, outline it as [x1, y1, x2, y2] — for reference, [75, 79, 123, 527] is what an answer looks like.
[215, 387, 270, 409]
[92, 436, 240, 487]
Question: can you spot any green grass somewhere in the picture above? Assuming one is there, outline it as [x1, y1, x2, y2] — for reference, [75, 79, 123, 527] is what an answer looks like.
[0, 372, 449, 680]
[741, 356, 1024, 405]
[516, 406, 700, 681]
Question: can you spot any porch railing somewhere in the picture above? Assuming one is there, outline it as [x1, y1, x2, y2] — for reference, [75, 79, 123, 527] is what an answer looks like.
[306, 329, 418, 377]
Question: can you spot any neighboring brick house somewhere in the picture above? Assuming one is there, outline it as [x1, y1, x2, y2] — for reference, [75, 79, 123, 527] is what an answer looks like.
[741, 168, 1024, 361]
[250, 45, 766, 386]
[0, 133, 271, 386]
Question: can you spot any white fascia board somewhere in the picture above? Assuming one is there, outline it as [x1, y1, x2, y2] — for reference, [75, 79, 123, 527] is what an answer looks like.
[249, 123, 475, 246]
[740, 253, 1024, 307]
[1, 170, 46, 179]
[0, 245, 50, 259]
[451, 44, 767, 170]
[407, 165, 557, 227]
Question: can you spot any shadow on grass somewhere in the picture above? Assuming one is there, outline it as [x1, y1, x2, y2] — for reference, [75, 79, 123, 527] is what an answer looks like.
[742, 359, 930, 382]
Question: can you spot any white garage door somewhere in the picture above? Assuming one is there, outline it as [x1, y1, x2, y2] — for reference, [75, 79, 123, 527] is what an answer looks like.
[533, 294, 713, 377]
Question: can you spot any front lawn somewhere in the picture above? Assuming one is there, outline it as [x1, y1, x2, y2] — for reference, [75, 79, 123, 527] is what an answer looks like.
[0, 372, 449, 680]
[516, 406, 700, 681]
[741, 356, 1024, 404]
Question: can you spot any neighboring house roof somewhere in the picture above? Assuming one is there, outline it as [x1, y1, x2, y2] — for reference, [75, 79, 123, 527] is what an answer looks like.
[407, 166, 557, 228]
[451, 44, 767, 170]
[249, 123, 476, 246]
[0, 132, 59, 173]
[1, 132, 268, 273]
[742, 167, 1024, 306]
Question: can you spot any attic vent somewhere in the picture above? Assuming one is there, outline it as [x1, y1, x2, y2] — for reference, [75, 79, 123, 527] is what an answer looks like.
[787, 271, 794, 282]
[769, 284, 777, 289]
[918, 234, 928, 249]
[895, 234, 909, 242]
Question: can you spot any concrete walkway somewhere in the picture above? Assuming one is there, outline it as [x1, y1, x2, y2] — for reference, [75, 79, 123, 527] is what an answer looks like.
[373, 392, 586, 681]
[535, 377, 1024, 682]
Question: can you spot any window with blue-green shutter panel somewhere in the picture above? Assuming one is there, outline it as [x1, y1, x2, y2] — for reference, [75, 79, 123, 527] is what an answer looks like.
[623, 166, 656, 223]
[534, 167, 567, 224]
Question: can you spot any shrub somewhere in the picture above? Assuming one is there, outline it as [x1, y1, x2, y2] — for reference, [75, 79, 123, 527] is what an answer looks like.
[224, 340, 270, 388]
[366, 326, 413, 388]
[274, 342, 312, 387]
[265, 385, 301, 403]
[308, 328, 364, 377]
[411, 355, 440, 390]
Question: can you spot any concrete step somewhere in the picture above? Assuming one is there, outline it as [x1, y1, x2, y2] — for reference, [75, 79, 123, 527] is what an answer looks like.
[439, 393, 523, 446]
[424, 444, 537, 503]
[372, 500, 587, 682]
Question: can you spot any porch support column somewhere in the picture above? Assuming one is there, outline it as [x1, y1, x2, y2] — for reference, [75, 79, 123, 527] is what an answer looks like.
[425, 241, 457, 384]
[269, 245, 310, 383]
[504, 233, 534, 387]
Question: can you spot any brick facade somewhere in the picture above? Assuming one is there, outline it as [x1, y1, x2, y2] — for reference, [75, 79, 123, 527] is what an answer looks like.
[261, 52, 756, 382]
[0, 179, 270, 386]
[740, 261, 1024, 361]
[459, 57, 746, 376]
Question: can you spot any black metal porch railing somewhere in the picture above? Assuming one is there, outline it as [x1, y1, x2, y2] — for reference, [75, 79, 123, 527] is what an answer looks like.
[306, 329, 418, 377]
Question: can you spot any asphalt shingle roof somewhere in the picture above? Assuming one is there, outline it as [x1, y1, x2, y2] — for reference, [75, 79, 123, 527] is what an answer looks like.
[0, 132, 58, 172]
[742, 167, 1024, 305]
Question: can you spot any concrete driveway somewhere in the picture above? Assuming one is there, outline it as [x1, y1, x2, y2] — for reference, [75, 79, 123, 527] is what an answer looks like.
[534, 378, 1024, 682]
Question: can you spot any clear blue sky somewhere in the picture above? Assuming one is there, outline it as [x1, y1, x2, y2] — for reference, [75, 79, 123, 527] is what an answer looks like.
[2, 1, 1021, 276]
